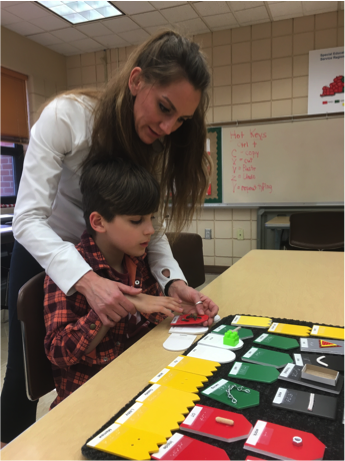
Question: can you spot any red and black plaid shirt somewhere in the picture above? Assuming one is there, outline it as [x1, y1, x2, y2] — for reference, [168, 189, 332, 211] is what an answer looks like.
[44, 231, 165, 409]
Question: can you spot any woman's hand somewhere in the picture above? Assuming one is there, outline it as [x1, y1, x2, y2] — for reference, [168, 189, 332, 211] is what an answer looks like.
[75, 271, 141, 326]
[125, 293, 183, 318]
[167, 280, 219, 327]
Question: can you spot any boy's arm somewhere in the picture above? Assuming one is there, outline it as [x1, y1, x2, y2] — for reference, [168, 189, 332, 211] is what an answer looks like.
[44, 280, 109, 368]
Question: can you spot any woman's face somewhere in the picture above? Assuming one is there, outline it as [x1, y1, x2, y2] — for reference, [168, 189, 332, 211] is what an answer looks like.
[129, 67, 201, 145]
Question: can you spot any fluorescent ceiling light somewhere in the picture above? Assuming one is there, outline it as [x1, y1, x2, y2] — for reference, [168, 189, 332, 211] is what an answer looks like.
[36, 1, 122, 24]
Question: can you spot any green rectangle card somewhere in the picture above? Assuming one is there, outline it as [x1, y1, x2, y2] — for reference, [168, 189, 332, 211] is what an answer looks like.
[201, 378, 259, 409]
[228, 361, 279, 383]
[254, 333, 299, 350]
[242, 347, 293, 369]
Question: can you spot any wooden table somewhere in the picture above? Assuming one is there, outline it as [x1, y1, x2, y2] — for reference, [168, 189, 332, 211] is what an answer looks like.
[2, 250, 344, 460]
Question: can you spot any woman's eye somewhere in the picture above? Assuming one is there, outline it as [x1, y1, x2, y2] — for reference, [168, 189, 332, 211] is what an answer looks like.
[159, 103, 169, 113]
[177, 117, 186, 124]
[130, 219, 142, 225]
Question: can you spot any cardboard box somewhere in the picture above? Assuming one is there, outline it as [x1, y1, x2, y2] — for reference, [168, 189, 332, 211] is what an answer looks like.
[301, 364, 339, 387]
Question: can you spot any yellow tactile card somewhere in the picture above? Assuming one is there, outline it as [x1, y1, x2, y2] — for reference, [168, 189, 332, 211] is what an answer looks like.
[115, 402, 184, 439]
[231, 315, 272, 329]
[149, 368, 208, 393]
[166, 355, 220, 376]
[268, 322, 311, 337]
[87, 423, 166, 460]
[136, 384, 199, 415]
[310, 325, 344, 340]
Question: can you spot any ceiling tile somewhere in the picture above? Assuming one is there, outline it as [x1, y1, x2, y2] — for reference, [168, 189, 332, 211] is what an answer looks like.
[131, 11, 168, 27]
[51, 28, 87, 42]
[1, 1, 26, 9]
[47, 42, 81, 56]
[193, 2, 230, 17]
[144, 25, 172, 35]
[5, 2, 47, 20]
[161, 4, 198, 23]
[269, 2, 303, 20]
[111, 1, 155, 15]
[119, 28, 150, 45]
[70, 37, 105, 52]
[205, 12, 238, 30]
[178, 17, 210, 35]
[5, 21, 44, 35]
[1, 9, 22, 25]
[235, 6, 270, 25]
[102, 16, 140, 33]
[29, 32, 63, 46]
[76, 22, 114, 37]
[228, 1, 265, 12]
[29, 14, 68, 31]
[94, 33, 129, 48]
[153, 1, 188, 9]
[302, 1, 338, 14]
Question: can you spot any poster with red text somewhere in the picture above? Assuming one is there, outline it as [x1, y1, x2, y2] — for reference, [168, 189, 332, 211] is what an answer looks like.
[308, 47, 344, 114]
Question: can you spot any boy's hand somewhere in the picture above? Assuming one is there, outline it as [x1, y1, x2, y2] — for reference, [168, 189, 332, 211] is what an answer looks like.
[167, 281, 219, 327]
[125, 293, 183, 318]
[75, 271, 141, 326]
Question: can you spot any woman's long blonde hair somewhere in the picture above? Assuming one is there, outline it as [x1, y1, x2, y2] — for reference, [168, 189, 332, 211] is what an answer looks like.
[63, 30, 212, 233]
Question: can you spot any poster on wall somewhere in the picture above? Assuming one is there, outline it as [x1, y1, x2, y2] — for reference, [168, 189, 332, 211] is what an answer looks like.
[308, 47, 344, 115]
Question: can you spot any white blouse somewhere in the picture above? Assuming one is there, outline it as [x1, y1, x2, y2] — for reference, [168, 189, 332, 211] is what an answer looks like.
[13, 95, 185, 295]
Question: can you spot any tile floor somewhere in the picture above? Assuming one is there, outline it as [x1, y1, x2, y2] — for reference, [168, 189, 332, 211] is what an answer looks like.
[0, 273, 219, 422]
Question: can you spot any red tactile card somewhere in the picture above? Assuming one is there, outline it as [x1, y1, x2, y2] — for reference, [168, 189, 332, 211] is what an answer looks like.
[171, 314, 209, 326]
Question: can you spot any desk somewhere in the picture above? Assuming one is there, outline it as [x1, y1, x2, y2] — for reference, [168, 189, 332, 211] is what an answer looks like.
[265, 216, 290, 249]
[2, 250, 344, 460]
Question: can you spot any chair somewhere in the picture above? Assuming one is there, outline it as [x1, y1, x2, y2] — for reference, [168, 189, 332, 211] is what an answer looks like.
[17, 271, 55, 401]
[166, 232, 205, 288]
[288, 211, 344, 251]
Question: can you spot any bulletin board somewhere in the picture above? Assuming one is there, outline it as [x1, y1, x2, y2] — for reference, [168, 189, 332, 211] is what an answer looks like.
[218, 115, 344, 206]
[205, 127, 222, 204]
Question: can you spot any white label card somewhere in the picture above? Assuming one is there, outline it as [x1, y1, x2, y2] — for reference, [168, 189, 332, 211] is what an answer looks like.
[256, 334, 268, 343]
[232, 315, 240, 324]
[168, 356, 184, 368]
[269, 322, 278, 332]
[246, 420, 267, 447]
[183, 406, 203, 426]
[87, 423, 120, 447]
[294, 354, 303, 366]
[280, 363, 294, 378]
[243, 347, 258, 358]
[312, 325, 320, 334]
[229, 362, 242, 375]
[153, 433, 184, 459]
[203, 379, 228, 395]
[273, 387, 287, 404]
[213, 325, 226, 333]
[116, 402, 142, 424]
[136, 384, 160, 402]
[150, 368, 170, 383]
[171, 316, 180, 325]
[300, 338, 308, 348]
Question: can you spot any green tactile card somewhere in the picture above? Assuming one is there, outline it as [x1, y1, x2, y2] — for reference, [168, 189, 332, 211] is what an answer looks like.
[228, 361, 279, 384]
[254, 333, 299, 350]
[242, 347, 293, 369]
[201, 378, 260, 410]
[212, 324, 253, 340]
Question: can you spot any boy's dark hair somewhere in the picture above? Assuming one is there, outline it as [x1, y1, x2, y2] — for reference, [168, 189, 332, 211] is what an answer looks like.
[80, 157, 160, 236]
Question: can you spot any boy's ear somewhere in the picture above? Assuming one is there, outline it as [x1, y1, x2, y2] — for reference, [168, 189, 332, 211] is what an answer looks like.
[89, 212, 106, 234]
[128, 67, 142, 96]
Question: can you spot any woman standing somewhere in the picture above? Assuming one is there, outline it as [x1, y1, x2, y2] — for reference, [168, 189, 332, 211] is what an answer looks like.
[1, 30, 219, 444]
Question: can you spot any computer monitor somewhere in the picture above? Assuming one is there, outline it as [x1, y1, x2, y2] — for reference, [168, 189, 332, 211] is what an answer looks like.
[1, 142, 24, 206]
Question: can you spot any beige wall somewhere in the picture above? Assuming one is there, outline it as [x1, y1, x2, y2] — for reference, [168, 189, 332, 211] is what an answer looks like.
[66, 11, 344, 268]
[1, 26, 67, 128]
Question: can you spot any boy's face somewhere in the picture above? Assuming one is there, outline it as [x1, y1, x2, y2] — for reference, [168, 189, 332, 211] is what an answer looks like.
[103, 213, 155, 257]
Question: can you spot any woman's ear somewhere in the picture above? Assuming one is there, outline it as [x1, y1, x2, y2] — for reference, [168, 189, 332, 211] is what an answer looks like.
[89, 212, 106, 234]
[128, 67, 142, 96]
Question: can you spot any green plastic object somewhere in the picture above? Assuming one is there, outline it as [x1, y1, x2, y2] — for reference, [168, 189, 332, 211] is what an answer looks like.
[228, 361, 279, 383]
[254, 333, 299, 350]
[223, 330, 239, 346]
[202, 378, 260, 410]
[213, 325, 253, 340]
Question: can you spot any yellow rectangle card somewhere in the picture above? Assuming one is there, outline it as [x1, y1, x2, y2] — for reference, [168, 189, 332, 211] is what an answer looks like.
[136, 384, 199, 415]
[231, 315, 272, 329]
[166, 355, 220, 377]
[311, 325, 344, 340]
[268, 322, 311, 337]
[149, 368, 208, 393]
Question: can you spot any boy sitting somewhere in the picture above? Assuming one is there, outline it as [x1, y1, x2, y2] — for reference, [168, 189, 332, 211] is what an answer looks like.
[44, 158, 182, 409]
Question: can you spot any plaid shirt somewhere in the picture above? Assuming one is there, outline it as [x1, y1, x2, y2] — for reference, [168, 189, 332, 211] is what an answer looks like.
[44, 231, 165, 409]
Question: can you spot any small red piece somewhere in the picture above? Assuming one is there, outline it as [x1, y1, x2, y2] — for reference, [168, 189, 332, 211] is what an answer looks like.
[171, 314, 209, 326]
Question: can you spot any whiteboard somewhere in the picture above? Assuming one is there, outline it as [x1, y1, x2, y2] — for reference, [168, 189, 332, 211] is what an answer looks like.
[222, 116, 344, 205]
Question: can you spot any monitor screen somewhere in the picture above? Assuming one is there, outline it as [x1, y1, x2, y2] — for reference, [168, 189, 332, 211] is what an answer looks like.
[1, 142, 24, 205]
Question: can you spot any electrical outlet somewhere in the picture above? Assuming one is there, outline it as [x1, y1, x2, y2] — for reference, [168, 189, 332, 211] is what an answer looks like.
[205, 228, 212, 239]
[237, 228, 244, 240]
